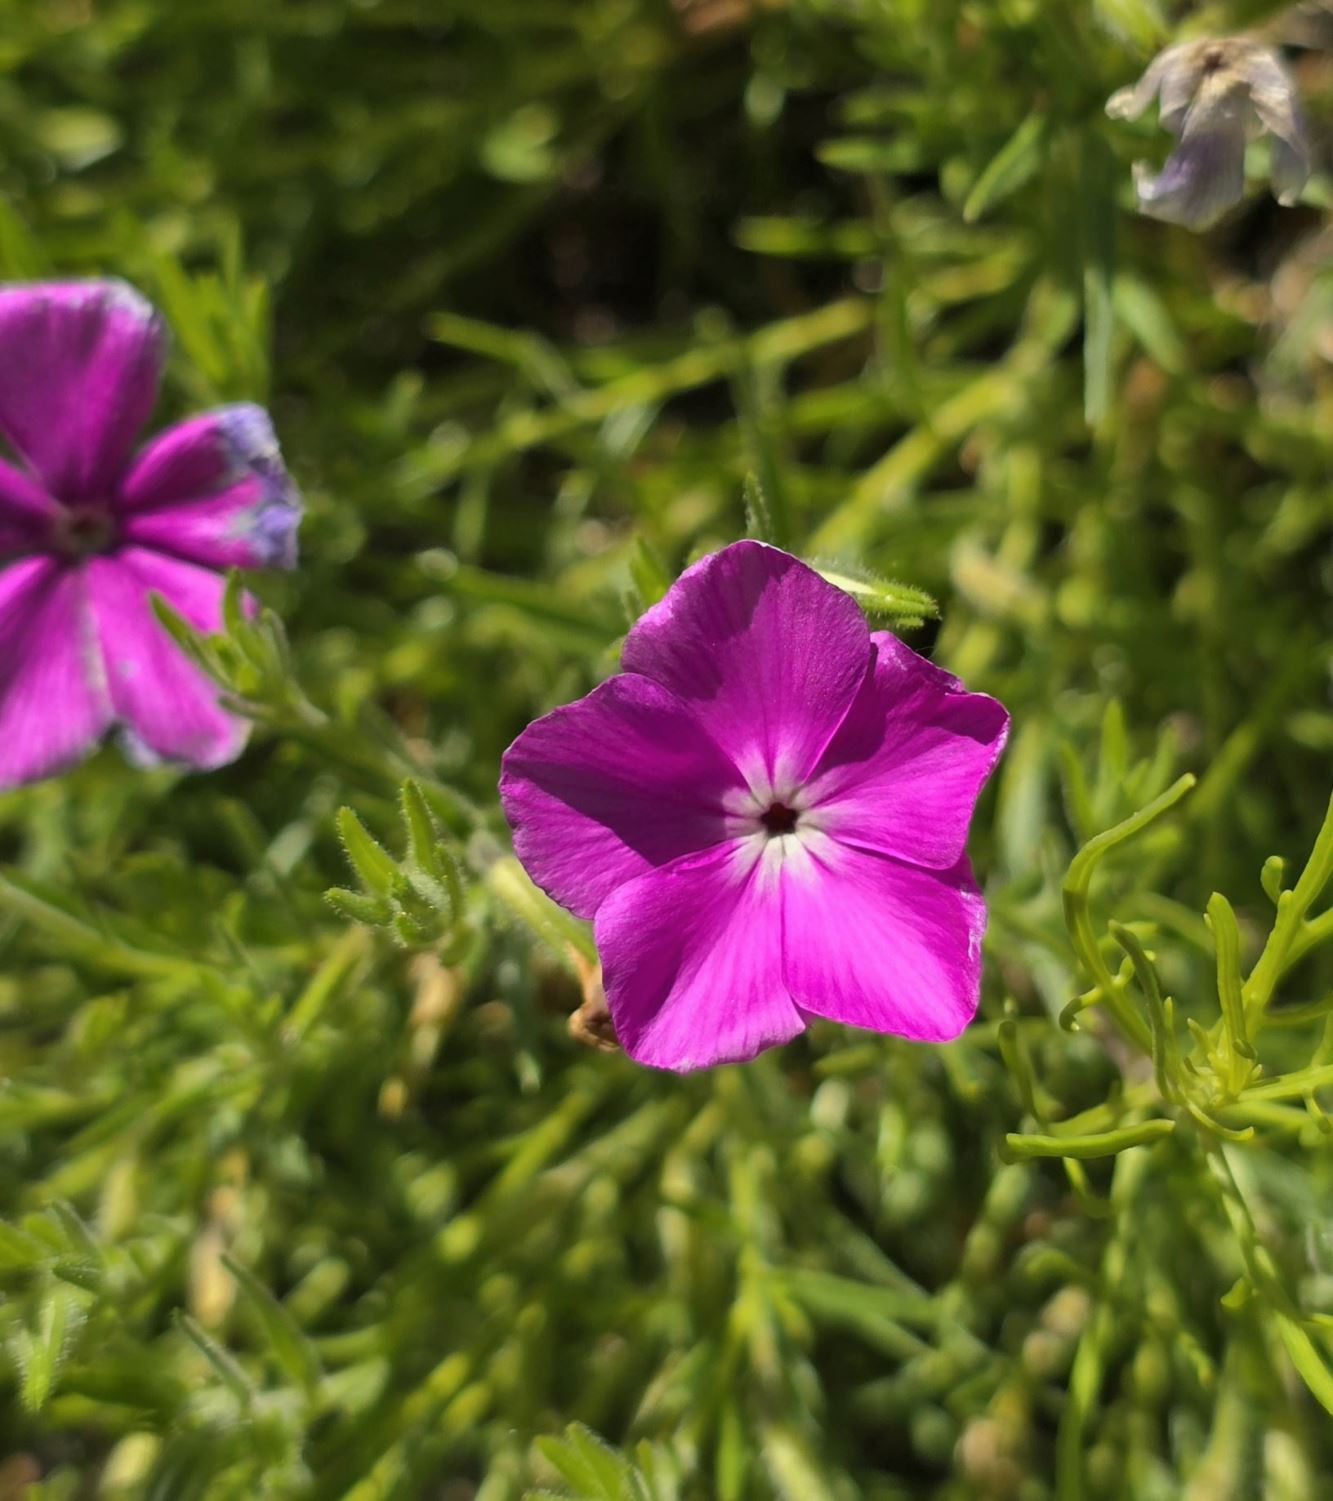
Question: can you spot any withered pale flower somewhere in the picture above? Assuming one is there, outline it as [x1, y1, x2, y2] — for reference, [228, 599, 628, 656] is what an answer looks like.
[1107, 37, 1309, 230]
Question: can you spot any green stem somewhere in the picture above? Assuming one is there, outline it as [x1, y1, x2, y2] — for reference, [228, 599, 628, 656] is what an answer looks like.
[1245, 788, 1333, 1016]
[426, 298, 874, 482]
[1061, 775, 1196, 1054]
[0, 874, 205, 981]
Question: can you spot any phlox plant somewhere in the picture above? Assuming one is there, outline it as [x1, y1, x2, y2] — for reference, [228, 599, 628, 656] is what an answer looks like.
[0, 2, 1331, 1500]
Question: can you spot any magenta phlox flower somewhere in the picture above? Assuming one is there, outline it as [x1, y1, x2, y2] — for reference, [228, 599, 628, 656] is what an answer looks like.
[0, 280, 301, 788]
[501, 541, 1009, 1071]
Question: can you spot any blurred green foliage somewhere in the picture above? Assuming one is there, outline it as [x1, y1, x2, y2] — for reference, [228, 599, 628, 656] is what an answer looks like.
[1, 0, 1332, 1497]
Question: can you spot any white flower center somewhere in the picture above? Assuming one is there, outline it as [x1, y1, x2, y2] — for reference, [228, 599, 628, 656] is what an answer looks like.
[723, 778, 838, 889]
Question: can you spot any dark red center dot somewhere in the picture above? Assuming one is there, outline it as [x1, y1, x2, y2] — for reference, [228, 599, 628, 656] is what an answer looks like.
[52, 504, 115, 558]
[761, 802, 799, 836]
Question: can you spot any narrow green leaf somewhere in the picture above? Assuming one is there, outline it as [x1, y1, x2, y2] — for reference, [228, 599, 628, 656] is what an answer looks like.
[1093, 699, 1129, 824]
[0, 197, 45, 278]
[487, 856, 597, 967]
[1276, 1313, 1333, 1417]
[400, 780, 441, 874]
[1109, 923, 1177, 1101]
[1003, 1118, 1175, 1160]
[963, 111, 1047, 223]
[760, 1424, 840, 1501]
[222, 1253, 322, 1397]
[1081, 132, 1117, 425]
[1114, 274, 1186, 374]
[1221, 1276, 1252, 1310]
[18, 1287, 84, 1411]
[149, 592, 209, 667]
[814, 564, 937, 628]
[173, 1312, 255, 1406]
[1065, 775, 1197, 900]
[0, 1221, 51, 1270]
[417, 551, 619, 644]
[48, 1200, 101, 1262]
[628, 537, 672, 609]
[51, 1259, 103, 1293]
[222, 569, 248, 638]
[336, 808, 399, 898]
[325, 887, 391, 925]
[1061, 775, 1195, 1049]
[816, 136, 923, 175]
[743, 472, 775, 544]
[1206, 892, 1256, 1092]
[535, 1424, 627, 1498]
[1092, 0, 1167, 50]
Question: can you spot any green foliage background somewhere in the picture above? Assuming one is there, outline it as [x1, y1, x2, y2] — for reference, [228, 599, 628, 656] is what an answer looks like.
[1, 0, 1332, 1496]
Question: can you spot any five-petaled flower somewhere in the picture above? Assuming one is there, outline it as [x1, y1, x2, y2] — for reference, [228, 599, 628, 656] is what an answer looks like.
[500, 541, 1009, 1071]
[0, 280, 301, 788]
[1107, 36, 1309, 230]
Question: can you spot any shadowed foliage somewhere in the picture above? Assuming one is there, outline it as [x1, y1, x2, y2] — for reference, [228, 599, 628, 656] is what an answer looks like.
[1, 1, 1331, 1497]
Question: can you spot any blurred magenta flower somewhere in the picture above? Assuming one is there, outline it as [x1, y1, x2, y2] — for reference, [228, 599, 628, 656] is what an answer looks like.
[0, 280, 300, 788]
[1107, 37, 1309, 230]
[501, 541, 1008, 1071]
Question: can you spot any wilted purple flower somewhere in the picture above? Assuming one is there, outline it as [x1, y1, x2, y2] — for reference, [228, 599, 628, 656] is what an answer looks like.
[500, 541, 1009, 1072]
[0, 281, 300, 788]
[1107, 37, 1309, 229]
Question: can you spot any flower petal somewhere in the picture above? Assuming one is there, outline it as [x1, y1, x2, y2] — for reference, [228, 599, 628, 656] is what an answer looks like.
[0, 281, 164, 501]
[1269, 132, 1310, 208]
[870, 629, 962, 691]
[595, 842, 804, 1070]
[0, 557, 112, 789]
[804, 633, 1008, 870]
[1106, 43, 1200, 127]
[1133, 122, 1247, 230]
[85, 546, 247, 770]
[1242, 48, 1310, 205]
[0, 458, 57, 559]
[118, 405, 302, 570]
[782, 845, 986, 1043]
[501, 674, 745, 921]
[1156, 44, 1212, 134]
[621, 541, 870, 792]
